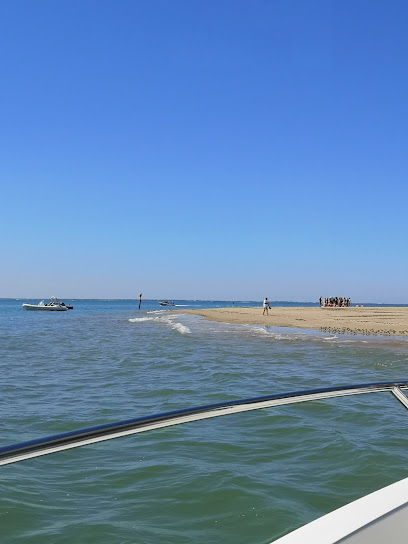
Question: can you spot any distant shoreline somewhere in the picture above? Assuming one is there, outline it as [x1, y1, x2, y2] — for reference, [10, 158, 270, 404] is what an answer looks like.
[179, 307, 408, 337]
[2, 298, 408, 307]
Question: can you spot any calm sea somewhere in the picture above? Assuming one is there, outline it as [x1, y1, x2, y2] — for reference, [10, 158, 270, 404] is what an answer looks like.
[1, 299, 408, 543]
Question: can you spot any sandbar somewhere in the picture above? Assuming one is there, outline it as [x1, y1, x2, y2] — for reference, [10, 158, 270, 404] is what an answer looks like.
[179, 306, 408, 336]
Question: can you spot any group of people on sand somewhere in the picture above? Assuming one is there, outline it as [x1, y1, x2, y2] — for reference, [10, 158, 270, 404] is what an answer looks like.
[319, 296, 351, 307]
[262, 296, 352, 315]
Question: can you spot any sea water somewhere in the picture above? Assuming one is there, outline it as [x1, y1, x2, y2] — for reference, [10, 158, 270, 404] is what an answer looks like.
[1, 299, 408, 543]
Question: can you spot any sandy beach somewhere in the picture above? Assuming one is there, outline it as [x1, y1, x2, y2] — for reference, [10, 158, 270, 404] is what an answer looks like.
[180, 306, 408, 336]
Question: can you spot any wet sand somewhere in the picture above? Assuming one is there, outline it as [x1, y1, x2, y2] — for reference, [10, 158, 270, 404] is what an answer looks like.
[180, 306, 408, 336]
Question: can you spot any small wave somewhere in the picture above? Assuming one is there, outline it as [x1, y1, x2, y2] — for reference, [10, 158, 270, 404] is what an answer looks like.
[247, 326, 295, 340]
[170, 322, 191, 335]
[161, 315, 191, 334]
[246, 324, 345, 343]
[129, 314, 191, 334]
[250, 327, 273, 336]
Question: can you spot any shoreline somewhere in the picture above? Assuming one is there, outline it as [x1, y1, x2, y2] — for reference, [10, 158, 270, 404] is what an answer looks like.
[179, 307, 408, 337]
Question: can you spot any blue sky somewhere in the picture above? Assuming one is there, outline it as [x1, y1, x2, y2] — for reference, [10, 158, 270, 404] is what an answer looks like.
[1, 0, 407, 302]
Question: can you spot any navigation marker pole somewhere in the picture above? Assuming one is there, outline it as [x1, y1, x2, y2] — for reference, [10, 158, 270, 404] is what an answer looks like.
[139, 293, 142, 310]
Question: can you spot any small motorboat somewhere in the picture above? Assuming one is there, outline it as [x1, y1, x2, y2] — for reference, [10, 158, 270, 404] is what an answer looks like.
[22, 297, 69, 311]
[159, 301, 175, 306]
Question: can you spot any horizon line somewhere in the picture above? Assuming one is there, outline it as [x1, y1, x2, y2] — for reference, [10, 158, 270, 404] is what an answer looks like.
[2, 298, 408, 305]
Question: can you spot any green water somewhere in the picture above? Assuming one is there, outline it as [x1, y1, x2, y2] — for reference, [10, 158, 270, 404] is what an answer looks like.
[1, 299, 408, 543]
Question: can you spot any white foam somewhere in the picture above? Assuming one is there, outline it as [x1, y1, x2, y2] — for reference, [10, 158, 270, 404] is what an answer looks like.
[129, 314, 191, 335]
[170, 322, 191, 335]
[246, 324, 338, 343]
[160, 315, 191, 334]
[251, 327, 272, 336]
[246, 325, 293, 340]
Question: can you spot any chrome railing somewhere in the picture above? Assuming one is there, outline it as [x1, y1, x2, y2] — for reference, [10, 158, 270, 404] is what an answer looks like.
[1, 380, 408, 466]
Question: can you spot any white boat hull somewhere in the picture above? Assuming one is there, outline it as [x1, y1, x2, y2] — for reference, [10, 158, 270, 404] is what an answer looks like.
[22, 304, 68, 311]
[272, 475, 408, 543]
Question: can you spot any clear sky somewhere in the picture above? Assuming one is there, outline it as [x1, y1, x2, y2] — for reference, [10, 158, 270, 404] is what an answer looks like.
[1, 0, 407, 302]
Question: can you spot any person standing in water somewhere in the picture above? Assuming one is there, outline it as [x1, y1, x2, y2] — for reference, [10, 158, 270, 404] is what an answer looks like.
[263, 297, 269, 315]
